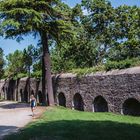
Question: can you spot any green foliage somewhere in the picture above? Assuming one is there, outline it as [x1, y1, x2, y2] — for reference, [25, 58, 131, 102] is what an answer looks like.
[70, 65, 105, 77]
[31, 70, 42, 78]
[4, 107, 140, 140]
[80, 1, 140, 63]
[51, 43, 76, 73]
[105, 58, 140, 71]
[13, 73, 28, 80]
[0, 0, 75, 105]
[81, 0, 115, 51]
[4, 50, 25, 78]
[23, 45, 34, 71]
[105, 60, 131, 71]
[23, 44, 41, 77]
[4, 44, 42, 79]
[51, 3, 103, 72]
[1, 0, 140, 78]
[107, 5, 140, 61]
[50, 1, 140, 73]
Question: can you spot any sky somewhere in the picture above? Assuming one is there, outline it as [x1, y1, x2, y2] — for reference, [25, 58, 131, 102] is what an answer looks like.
[0, 0, 140, 57]
[64, 0, 140, 7]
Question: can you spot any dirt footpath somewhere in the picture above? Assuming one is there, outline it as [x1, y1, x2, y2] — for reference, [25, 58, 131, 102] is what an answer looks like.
[0, 101, 46, 139]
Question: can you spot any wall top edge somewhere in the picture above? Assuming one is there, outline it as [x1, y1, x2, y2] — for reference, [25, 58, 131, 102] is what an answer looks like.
[0, 66, 140, 81]
[58, 66, 140, 78]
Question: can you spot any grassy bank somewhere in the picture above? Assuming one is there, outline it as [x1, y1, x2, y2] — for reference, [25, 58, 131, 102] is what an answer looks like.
[5, 107, 140, 140]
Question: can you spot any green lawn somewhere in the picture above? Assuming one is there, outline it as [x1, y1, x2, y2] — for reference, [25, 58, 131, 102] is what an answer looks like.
[4, 107, 140, 140]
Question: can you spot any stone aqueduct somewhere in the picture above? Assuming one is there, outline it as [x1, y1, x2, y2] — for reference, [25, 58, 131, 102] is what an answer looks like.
[0, 67, 140, 116]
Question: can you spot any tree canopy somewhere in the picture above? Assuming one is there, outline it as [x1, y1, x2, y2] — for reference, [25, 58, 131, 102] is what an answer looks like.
[50, 0, 140, 72]
[0, 0, 75, 105]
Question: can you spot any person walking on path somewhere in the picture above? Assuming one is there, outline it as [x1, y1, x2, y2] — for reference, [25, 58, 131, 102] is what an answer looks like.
[30, 94, 36, 117]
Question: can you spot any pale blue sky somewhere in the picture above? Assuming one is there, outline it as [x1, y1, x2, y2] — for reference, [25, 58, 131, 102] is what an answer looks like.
[63, 0, 140, 7]
[0, 0, 140, 56]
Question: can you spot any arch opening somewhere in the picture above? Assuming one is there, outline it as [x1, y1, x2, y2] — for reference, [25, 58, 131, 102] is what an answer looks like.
[20, 89, 24, 102]
[38, 91, 43, 104]
[2, 87, 4, 92]
[123, 98, 140, 116]
[73, 93, 84, 111]
[93, 96, 108, 112]
[31, 90, 34, 95]
[58, 92, 66, 107]
[24, 90, 28, 102]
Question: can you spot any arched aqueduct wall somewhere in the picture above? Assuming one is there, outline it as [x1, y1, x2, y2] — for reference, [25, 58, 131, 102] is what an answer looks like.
[0, 67, 140, 115]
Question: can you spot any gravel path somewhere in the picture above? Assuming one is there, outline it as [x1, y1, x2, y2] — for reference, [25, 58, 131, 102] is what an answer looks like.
[0, 101, 46, 139]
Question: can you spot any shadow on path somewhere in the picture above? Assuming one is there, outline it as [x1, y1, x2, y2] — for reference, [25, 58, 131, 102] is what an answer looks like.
[0, 125, 18, 140]
[0, 103, 29, 109]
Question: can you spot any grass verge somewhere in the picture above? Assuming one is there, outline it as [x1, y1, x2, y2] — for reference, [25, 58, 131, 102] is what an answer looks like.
[4, 106, 140, 140]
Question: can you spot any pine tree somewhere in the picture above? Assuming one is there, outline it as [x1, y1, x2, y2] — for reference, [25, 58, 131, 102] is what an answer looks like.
[0, 0, 73, 105]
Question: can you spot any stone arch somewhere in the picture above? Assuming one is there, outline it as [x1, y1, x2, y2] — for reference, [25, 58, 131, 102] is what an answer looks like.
[24, 90, 28, 102]
[73, 93, 84, 111]
[93, 96, 108, 112]
[31, 90, 34, 95]
[2, 87, 5, 99]
[20, 89, 24, 102]
[2, 87, 4, 92]
[38, 90, 43, 103]
[58, 92, 66, 107]
[6, 87, 9, 100]
[122, 98, 140, 116]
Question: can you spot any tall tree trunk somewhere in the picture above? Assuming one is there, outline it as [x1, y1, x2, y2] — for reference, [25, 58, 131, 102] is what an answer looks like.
[41, 32, 55, 106]
[28, 66, 31, 101]
[42, 54, 47, 105]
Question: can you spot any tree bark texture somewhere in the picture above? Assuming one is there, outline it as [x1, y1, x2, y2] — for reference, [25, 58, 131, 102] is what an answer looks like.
[41, 32, 55, 106]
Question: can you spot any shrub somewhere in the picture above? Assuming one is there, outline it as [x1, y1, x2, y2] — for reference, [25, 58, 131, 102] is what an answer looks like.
[70, 65, 105, 77]
[105, 58, 140, 71]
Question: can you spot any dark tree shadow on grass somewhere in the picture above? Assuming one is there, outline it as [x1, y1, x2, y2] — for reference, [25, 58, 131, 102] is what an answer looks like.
[4, 120, 140, 140]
